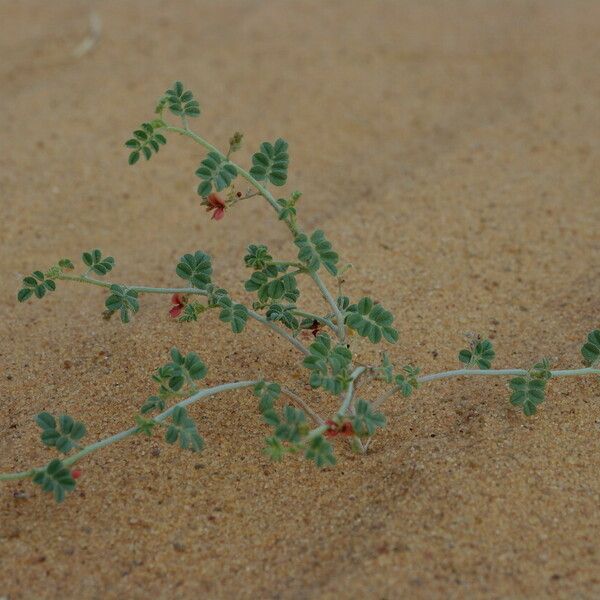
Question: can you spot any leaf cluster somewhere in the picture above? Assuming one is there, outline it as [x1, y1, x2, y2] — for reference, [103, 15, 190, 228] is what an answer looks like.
[126, 121, 167, 165]
[36, 412, 86, 453]
[294, 230, 338, 275]
[176, 251, 213, 289]
[346, 297, 398, 344]
[105, 285, 139, 323]
[394, 365, 420, 397]
[196, 152, 237, 197]
[163, 81, 200, 118]
[165, 406, 204, 452]
[303, 333, 353, 394]
[352, 399, 386, 437]
[152, 348, 207, 395]
[32, 459, 76, 503]
[17, 271, 56, 302]
[581, 330, 600, 367]
[509, 360, 551, 416]
[249, 139, 289, 186]
[458, 338, 495, 370]
[82, 249, 115, 276]
[245, 269, 299, 304]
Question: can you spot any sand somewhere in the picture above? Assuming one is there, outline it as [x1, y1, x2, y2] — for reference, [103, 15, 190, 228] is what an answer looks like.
[1, 1, 599, 598]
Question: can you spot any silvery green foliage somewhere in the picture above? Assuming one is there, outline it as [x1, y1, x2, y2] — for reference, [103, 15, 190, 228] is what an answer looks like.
[8, 80, 599, 503]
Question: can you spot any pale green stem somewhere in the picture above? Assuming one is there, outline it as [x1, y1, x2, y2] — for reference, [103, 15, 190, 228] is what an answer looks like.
[281, 387, 325, 425]
[372, 367, 600, 410]
[56, 274, 309, 356]
[246, 309, 309, 355]
[165, 125, 282, 214]
[308, 271, 346, 342]
[337, 366, 367, 417]
[0, 381, 259, 482]
[59, 273, 203, 295]
[164, 124, 346, 342]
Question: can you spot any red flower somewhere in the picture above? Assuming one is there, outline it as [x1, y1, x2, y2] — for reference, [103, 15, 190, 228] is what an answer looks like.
[310, 320, 323, 337]
[325, 419, 354, 438]
[71, 469, 82, 479]
[169, 293, 187, 318]
[206, 192, 226, 220]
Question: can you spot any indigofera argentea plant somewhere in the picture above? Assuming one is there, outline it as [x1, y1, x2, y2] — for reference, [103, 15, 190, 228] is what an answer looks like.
[3, 81, 599, 502]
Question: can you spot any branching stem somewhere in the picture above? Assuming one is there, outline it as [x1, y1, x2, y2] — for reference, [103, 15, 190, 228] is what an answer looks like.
[57, 274, 308, 356]
[0, 381, 259, 483]
[164, 124, 346, 342]
[372, 367, 600, 410]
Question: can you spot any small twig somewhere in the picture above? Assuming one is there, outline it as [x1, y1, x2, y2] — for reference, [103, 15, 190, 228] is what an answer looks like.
[281, 387, 325, 425]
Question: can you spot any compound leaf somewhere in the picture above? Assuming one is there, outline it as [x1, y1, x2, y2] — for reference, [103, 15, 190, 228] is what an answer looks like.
[32, 459, 76, 503]
[176, 251, 213, 289]
[294, 230, 339, 275]
[249, 139, 289, 186]
[195, 152, 237, 196]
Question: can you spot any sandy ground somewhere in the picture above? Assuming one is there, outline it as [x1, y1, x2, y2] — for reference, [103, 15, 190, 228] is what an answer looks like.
[0, 0, 599, 598]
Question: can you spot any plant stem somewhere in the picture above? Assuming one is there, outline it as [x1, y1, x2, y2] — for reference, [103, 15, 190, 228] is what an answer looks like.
[337, 366, 366, 417]
[164, 124, 346, 343]
[59, 274, 203, 295]
[0, 381, 259, 482]
[281, 387, 325, 425]
[247, 309, 309, 355]
[57, 274, 308, 356]
[165, 125, 283, 214]
[308, 271, 346, 342]
[372, 366, 600, 410]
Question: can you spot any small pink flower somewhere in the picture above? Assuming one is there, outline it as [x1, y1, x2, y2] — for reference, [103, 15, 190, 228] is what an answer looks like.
[206, 193, 226, 220]
[325, 419, 354, 438]
[169, 293, 187, 318]
[71, 469, 82, 479]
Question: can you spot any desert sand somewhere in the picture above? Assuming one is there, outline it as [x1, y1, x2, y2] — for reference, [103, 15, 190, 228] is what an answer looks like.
[1, 1, 599, 598]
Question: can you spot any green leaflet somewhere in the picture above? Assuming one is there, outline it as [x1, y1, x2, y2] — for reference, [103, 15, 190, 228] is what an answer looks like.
[218, 297, 249, 333]
[458, 339, 495, 370]
[195, 152, 237, 197]
[345, 297, 398, 344]
[164, 406, 204, 452]
[378, 353, 394, 383]
[394, 365, 420, 397]
[304, 435, 336, 467]
[249, 139, 289, 186]
[244, 244, 273, 271]
[82, 249, 115, 276]
[581, 330, 600, 367]
[32, 459, 76, 503]
[245, 270, 299, 303]
[294, 230, 339, 275]
[125, 121, 167, 165]
[352, 399, 386, 437]
[151, 347, 208, 395]
[273, 406, 307, 443]
[176, 251, 213, 289]
[17, 270, 56, 302]
[163, 81, 200, 117]
[135, 415, 157, 436]
[105, 285, 139, 323]
[254, 381, 282, 422]
[140, 395, 166, 415]
[509, 359, 551, 416]
[303, 333, 353, 394]
[35, 412, 86, 454]
[509, 377, 546, 416]
[266, 304, 299, 330]
[263, 436, 286, 461]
